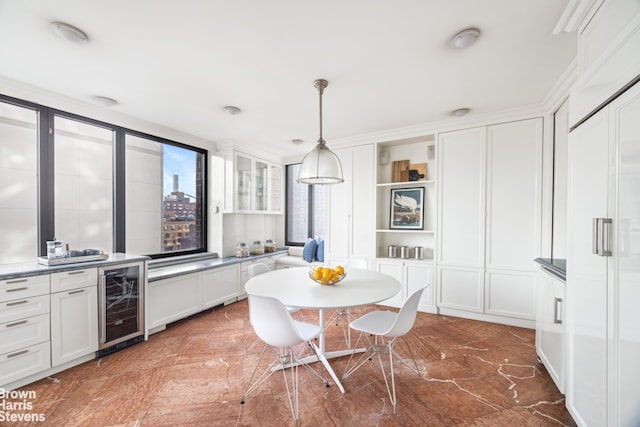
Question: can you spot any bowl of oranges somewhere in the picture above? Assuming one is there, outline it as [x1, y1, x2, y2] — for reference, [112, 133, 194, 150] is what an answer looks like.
[309, 265, 345, 285]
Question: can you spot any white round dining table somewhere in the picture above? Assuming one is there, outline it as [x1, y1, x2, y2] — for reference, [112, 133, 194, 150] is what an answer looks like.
[244, 266, 401, 393]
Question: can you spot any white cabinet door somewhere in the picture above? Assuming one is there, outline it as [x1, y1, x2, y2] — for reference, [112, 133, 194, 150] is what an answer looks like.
[327, 145, 374, 265]
[148, 273, 202, 330]
[375, 259, 433, 310]
[535, 270, 565, 394]
[50, 285, 98, 366]
[610, 81, 640, 427]
[375, 260, 403, 306]
[405, 261, 433, 309]
[437, 127, 485, 311]
[203, 264, 240, 309]
[566, 105, 610, 427]
[438, 126, 486, 267]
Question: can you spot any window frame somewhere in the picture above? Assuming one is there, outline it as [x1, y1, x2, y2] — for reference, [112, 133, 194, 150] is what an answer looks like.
[0, 93, 208, 260]
[284, 163, 323, 246]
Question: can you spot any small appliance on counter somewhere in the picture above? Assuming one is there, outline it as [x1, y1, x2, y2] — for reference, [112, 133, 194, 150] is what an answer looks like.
[38, 241, 108, 266]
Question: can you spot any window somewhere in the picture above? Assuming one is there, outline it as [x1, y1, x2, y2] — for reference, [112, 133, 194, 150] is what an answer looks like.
[0, 94, 207, 262]
[0, 101, 38, 264]
[54, 115, 114, 252]
[125, 133, 205, 256]
[285, 164, 326, 245]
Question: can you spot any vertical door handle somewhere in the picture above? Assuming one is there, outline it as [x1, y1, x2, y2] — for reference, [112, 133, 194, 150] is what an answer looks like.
[592, 218, 613, 257]
[601, 218, 612, 257]
[98, 275, 106, 345]
[553, 297, 563, 324]
[592, 218, 599, 254]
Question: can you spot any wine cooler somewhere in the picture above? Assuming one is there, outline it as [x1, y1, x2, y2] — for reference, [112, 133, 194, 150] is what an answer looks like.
[97, 262, 145, 356]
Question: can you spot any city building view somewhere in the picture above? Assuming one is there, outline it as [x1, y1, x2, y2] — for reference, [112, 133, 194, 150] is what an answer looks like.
[162, 174, 197, 251]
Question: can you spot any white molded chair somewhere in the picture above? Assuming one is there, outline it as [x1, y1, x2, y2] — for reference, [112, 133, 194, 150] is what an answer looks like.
[240, 294, 330, 421]
[341, 285, 427, 413]
[247, 263, 298, 314]
[326, 258, 367, 348]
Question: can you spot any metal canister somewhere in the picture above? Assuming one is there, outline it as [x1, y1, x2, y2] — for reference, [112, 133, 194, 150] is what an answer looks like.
[414, 246, 424, 259]
[400, 246, 409, 259]
[388, 245, 397, 258]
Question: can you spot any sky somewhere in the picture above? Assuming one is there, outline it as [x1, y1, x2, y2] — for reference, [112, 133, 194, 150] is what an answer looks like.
[163, 144, 197, 198]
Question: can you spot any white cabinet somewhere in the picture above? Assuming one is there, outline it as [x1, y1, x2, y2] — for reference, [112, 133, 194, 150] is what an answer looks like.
[375, 259, 433, 312]
[50, 269, 98, 367]
[203, 264, 240, 309]
[148, 272, 202, 331]
[535, 269, 566, 394]
[0, 275, 51, 387]
[229, 152, 283, 214]
[49, 269, 98, 367]
[326, 144, 375, 266]
[437, 118, 542, 325]
[566, 80, 640, 427]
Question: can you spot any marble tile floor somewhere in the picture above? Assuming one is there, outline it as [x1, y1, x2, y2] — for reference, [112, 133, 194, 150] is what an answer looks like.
[6, 300, 576, 426]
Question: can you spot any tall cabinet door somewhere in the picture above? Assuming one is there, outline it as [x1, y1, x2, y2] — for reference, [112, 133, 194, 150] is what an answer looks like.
[327, 145, 374, 265]
[611, 81, 640, 427]
[566, 106, 610, 427]
[484, 118, 542, 319]
[437, 127, 486, 312]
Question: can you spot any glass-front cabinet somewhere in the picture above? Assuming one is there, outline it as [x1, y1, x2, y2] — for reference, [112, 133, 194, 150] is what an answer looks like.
[232, 152, 282, 214]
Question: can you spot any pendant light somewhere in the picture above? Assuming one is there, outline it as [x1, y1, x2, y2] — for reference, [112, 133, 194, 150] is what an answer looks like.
[297, 79, 344, 185]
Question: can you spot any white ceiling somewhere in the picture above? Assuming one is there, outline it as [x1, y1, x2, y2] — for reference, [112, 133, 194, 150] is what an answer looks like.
[0, 0, 576, 159]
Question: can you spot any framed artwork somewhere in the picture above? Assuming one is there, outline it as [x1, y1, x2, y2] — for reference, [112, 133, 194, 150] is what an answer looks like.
[390, 187, 424, 230]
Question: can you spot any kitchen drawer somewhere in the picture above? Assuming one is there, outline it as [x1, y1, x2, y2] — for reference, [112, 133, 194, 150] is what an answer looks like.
[0, 313, 50, 356]
[0, 294, 50, 324]
[0, 341, 51, 387]
[0, 275, 50, 303]
[51, 268, 98, 293]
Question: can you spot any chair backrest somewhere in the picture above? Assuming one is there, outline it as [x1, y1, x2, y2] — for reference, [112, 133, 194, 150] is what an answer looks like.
[344, 258, 367, 269]
[248, 262, 270, 278]
[384, 284, 427, 338]
[248, 294, 305, 348]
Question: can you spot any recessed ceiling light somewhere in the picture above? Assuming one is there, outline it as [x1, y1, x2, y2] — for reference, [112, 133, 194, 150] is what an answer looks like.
[449, 28, 480, 49]
[452, 108, 470, 117]
[291, 139, 305, 145]
[93, 96, 118, 107]
[223, 106, 241, 115]
[50, 22, 89, 43]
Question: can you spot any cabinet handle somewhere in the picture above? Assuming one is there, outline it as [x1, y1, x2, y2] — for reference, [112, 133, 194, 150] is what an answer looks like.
[5, 319, 28, 328]
[592, 218, 599, 254]
[6, 300, 28, 307]
[68, 289, 84, 295]
[601, 218, 612, 257]
[6, 287, 28, 293]
[7, 349, 29, 358]
[554, 297, 563, 324]
[6, 279, 27, 284]
[98, 276, 106, 344]
[67, 270, 85, 275]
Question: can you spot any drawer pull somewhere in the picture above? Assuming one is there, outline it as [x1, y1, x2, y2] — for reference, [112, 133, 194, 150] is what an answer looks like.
[6, 300, 29, 307]
[6, 320, 28, 328]
[6, 287, 28, 293]
[6, 279, 27, 285]
[67, 270, 86, 275]
[68, 289, 84, 295]
[7, 349, 29, 358]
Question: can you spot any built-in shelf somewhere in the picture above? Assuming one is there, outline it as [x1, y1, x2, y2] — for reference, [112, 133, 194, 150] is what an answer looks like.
[376, 180, 435, 188]
[376, 229, 435, 234]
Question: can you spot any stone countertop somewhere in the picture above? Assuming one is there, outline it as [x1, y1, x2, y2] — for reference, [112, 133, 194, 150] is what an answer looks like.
[147, 249, 288, 282]
[0, 253, 150, 281]
[534, 257, 566, 282]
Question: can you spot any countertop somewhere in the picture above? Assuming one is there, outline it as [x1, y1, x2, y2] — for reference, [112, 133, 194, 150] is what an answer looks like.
[0, 253, 150, 281]
[0, 249, 289, 282]
[147, 249, 288, 282]
[534, 258, 566, 282]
